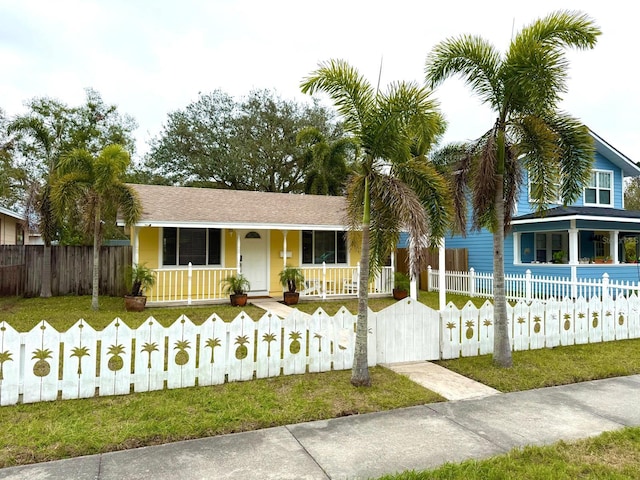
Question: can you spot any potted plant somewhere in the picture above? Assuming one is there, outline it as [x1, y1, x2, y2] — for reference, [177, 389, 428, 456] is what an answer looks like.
[278, 266, 305, 305]
[552, 250, 566, 264]
[393, 272, 410, 300]
[220, 274, 251, 306]
[124, 263, 156, 312]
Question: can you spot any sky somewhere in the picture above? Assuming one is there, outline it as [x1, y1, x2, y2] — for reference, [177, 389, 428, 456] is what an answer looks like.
[1, 0, 638, 164]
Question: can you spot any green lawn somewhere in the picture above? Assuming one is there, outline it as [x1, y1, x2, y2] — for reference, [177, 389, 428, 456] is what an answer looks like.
[378, 427, 640, 479]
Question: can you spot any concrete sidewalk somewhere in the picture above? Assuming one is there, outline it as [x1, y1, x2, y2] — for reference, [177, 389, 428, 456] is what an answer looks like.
[2, 374, 639, 480]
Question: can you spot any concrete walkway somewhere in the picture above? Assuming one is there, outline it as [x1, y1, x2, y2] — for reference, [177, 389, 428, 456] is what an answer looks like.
[250, 297, 299, 319]
[2, 373, 640, 479]
[385, 361, 501, 401]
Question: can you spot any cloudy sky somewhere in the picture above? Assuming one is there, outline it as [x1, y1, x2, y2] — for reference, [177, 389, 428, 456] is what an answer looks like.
[1, 0, 637, 164]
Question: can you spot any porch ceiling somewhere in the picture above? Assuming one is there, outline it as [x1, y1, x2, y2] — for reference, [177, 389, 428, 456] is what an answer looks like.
[512, 205, 640, 227]
[122, 184, 349, 230]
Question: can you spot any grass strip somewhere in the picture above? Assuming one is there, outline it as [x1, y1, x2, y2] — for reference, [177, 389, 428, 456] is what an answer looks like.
[0, 367, 443, 468]
[378, 427, 640, 479]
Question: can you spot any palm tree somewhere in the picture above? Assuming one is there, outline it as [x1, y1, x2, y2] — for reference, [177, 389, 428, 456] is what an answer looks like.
[301, 60, 451, 386]
[296, 126, 358, 195]
[425, 10, 601, 367]
[8, 103, 70, 297]
[51, 144, 141, 310]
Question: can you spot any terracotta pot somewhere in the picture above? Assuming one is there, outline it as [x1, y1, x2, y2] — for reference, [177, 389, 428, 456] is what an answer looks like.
[283, 291, 300, 305]
[393, 289, 408, 300]
[230, 294, 248, 307]
[124, 295, 147, 312]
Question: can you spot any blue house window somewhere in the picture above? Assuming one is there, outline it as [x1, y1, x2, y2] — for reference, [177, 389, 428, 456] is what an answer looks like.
[302, 230, 347, 264]
[584, 170, 612, 206]
[162, 228, 221, 266]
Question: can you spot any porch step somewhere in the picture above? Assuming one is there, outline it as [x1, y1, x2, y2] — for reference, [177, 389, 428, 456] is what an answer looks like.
[384, 361, 501, 401]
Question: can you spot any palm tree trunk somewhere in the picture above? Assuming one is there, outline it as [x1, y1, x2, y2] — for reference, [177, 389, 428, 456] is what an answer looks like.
[493, 128, 513, 367]
[351, 178, 371, 387]
[91, 201, 101, 311]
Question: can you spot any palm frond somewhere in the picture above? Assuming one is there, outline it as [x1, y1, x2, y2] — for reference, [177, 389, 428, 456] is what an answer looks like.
[300, 59, 374, 136]
[426, 34, 502, 108]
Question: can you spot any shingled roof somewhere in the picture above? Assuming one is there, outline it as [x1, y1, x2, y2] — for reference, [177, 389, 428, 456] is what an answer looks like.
[127, 184, 349, 230]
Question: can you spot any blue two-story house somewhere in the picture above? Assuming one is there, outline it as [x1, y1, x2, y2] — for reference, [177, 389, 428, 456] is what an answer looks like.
[444, 130, 640, 286]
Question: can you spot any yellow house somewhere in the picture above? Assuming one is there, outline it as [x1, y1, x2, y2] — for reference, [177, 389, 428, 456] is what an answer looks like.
[124, 184, 394, 304]
[0, 206, 25, 245]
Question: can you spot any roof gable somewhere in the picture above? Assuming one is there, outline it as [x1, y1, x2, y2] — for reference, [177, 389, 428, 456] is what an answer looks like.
[590, 129, 640, 177]
[127, 184, 349, 230]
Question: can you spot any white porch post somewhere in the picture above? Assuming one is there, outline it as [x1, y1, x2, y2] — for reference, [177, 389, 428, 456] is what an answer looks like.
[569, 227, 579, 265]
[236, 232, 241, 274]
[132, 226, 139, 265]
[569, 226, 579, 298]
[611, 230, 619, 264]
[282, 230, 288, 270]
[438, 238, 446, 311]
[513, 232, 521, 264]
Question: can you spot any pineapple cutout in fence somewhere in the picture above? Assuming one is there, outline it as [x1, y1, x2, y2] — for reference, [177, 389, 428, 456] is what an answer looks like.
[235, 335, 249, 360]
[563, 313, 572, 331]
[533, 316, 542, 334]
[289, 331, 302, 354]
[592, 311, 599, 328]
[107, 344, 126, 371]
[174, 340, 191, 366]
[205, 338, 221, 363]
[464, 321, 475, 340]
[141, 342, 159, 369]
[32, 348, 53, 377]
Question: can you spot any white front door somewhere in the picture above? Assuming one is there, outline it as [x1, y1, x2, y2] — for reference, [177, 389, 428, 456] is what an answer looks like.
[240, 231, 269, 294]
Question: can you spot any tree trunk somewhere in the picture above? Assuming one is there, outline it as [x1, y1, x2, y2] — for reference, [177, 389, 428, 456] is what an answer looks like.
[40, 243, 52, 298]
[91, 202, 101, 311]
[351, 178, 371, 387]
[493, 127, 513, 367]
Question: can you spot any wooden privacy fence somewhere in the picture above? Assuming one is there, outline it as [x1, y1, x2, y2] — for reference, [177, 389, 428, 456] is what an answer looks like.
[396, 248, 468, 290]
[2, 293, 639, 406]
[0, 245, 131, 297]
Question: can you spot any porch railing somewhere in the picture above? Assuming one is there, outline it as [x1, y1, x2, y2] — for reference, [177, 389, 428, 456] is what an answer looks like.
[148, 265, 237, 304]
[427, 266, 640, 301]
[299, 263, 393, 299]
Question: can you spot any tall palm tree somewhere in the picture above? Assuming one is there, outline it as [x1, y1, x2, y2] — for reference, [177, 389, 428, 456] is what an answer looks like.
[425, 10, 601, 367]
[51, 144, 141, 310]
[8, 105, 70, 297]
[301, 60, 451, 386]
[296, 126, 358, 195]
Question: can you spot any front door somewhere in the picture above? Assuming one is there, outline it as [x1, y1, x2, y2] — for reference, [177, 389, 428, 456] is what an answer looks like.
[240, 231, 268, 294]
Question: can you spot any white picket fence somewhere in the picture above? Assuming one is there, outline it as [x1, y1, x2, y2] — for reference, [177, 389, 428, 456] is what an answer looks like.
[428, 267, 640, 301]
[2, 294, 639, 406]
[0, 300, 440, 407]
[441, 294, 640, 359]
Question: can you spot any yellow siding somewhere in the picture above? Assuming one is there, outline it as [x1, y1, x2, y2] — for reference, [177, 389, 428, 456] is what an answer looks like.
[268, 230, 303, 295]
[137, 227, 159, 268]
[225, 229, 237, 268]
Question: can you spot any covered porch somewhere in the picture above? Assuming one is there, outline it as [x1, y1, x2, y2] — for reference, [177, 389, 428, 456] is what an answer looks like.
[512, 206, 640, 283]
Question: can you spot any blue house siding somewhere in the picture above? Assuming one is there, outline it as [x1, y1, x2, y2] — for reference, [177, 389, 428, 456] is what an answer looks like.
[516, 151, 624, 214]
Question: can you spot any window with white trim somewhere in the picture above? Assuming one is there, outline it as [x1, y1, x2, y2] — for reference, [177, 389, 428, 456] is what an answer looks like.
[302, 230, 347, 264]
[584, 170, 612, 206]
[162, 227, 221, 266]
